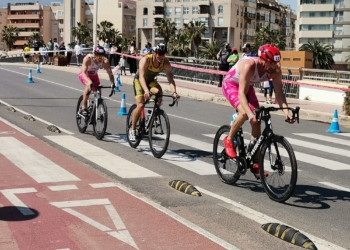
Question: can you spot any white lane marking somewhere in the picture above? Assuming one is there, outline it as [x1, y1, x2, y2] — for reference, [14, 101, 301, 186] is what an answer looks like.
[45, 135, 161, 178]
[56, 249, 70, 250]
[105, 134, 216, 175]
[0, 99, 73, 135]
[319, 182, 350, 192]
[0, 117, 33, 136]
[114, 182, 240, 249]
[169, 134, 214, 153]
[203, 134, 350, 171]
[0, 188, 37, 215]
[48, 185, 78, 191]
[0, 137, 80, 183]
[89, 182, 118, 188]
[198, 187, 346, 250]
[167, 114, 220, 128]
[335, 133, 350, 137]
[294, 133, 350, 147]
[51, 198, 139, 249]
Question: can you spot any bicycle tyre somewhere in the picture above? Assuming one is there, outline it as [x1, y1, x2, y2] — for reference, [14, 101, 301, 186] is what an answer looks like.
[92, 99, 108, 140]
[259, 135, 298, 202]
[148, 109, 170, 158]
[76, 95, 88, 133]
[126, 104, 143, 148]
[213, 125, 241, 184]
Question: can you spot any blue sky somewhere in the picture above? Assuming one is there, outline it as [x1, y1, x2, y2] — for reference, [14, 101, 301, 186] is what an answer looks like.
[2, 0, 297, 11]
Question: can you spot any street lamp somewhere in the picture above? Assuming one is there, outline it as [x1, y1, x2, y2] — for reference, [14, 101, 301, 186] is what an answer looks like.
[93, 0, 98, 47]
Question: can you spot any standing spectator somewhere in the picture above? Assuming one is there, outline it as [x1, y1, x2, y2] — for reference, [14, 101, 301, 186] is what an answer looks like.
[242, 43, 256, 57]
[54, 44, 59, 56]
[59, 41, 66, 55]
[47, 38, 54, 65]
[128, 41, 137, 76]
[109, 43, 117, 67]
[41, 44, 48, 64]
[103, 38, 110, 61]
[32, 40, 40, 63]
[116, 44, 122, 66]
[216, 42, 231, 87]
[23, 44, 30, 64]
[263, 78, 274, 104]
[227, 47, 239, 69]
[118, 55, 126, 75]
[74, 42, 82, 66]
[141, 42, 152, 56]
[66, 43, 73, 66]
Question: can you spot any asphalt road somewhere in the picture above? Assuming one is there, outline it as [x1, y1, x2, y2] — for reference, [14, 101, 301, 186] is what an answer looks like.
[1, 64, 350, 250]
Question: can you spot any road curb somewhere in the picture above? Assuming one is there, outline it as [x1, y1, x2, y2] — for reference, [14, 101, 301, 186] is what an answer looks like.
[2, 62, 350, 127]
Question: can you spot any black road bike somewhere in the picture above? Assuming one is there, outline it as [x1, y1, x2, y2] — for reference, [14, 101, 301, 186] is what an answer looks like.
[76, 85, 114, 140]
[126, 93, 178, 158]
[213, 106, 300, 202]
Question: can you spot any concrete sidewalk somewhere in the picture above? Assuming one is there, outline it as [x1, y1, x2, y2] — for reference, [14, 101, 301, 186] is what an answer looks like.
[2, 62, 349, 127]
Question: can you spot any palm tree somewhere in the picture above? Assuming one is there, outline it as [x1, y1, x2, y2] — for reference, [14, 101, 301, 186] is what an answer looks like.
[97, 20, 114, 42]
[28, 32, 44, 47]
[71, 22, 91, 44]
[299, 40, 335, 69]
[198, 40, 225, 61]
[184, 20, 207, 58]
[110, 28, 122, 45]
[168, 29, 191, 58]
[255, 26, 286, 50]
[157, 19, 177, 47]
[0, 25, 19, 50]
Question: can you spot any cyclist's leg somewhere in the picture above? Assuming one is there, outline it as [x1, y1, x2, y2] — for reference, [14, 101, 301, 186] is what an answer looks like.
[131, 78, 146, 131]
[78, 71, 94, 111]
[149, 81, 162, 105]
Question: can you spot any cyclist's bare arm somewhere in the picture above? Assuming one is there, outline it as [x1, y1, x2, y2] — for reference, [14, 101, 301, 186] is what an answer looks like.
[163, 59, 176, 93]
[81, 56, 92, 84]
[138, 56, 151, 95]
[238, 59, 256, 118]
[102, 58, 115, 84]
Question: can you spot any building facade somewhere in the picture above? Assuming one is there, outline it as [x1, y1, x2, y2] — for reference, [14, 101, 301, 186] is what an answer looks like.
[136, 0, 296, 54]
[297, 0, 350, 67]
[0, 8, 8, 51]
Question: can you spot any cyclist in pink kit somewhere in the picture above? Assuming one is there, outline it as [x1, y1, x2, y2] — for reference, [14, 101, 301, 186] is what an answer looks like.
[222, 44, 296, 178]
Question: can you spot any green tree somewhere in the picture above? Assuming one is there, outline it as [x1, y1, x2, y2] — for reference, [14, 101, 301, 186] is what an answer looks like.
[97, 20, 114, 42]
[184, 20, 207, 58]
[299, 40, 335, 69]
[168, 29, 191, 57]
[254, 26, 286, 51]
[110, 28, 122, 45]
[198, 40, 225, 61]
[0, 25, 19, 50]
[71, 22, 91, 44]
[28, 32, 44, 47]
[157, 19, 177, 48]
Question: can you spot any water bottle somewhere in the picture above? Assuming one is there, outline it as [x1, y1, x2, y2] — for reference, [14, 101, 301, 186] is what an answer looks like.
[230, 112, 238, 125]
[145, 109, 152, 124]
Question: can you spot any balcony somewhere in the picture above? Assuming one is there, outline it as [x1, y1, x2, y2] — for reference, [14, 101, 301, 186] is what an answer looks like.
[275, 19, 279, 24]
[153, 0, 165, 7]
[198, 0, 210, 7]
[244, 12, 256, 19]
[18, 31, 36, 36]
[333, 31, 350, 38]
[243, 35, 255, 41]
[10, 22, 40, 28]
[13, 40, 27, 46]
[8, 14, 40, 19]
[257, 13, 265, 21]
[244, 24, 255, 29]
[153, 22, 161, 27]
[300, 4, 334, 12]
[199, 5, 210, 15]
[299, 30, 333, 38]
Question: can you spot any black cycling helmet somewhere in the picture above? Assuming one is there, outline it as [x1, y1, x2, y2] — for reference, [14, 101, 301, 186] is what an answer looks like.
[154, 43, 167, 54]
[94, 45, 106, 55]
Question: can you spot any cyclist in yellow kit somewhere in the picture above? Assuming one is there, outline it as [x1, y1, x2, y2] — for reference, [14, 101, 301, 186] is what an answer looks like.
[128, 43, 180, 142]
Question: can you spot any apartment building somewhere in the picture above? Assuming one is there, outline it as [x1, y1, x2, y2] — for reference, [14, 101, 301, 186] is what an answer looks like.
[136, 0, 296, 54]
[297, 0, 350, 67]
[0, 8, 8, 50]
[63, 0, 136, 45]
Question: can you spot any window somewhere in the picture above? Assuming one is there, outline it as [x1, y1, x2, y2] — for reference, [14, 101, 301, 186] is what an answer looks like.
[87, 20, 93, 24]
[283, 58, 291, 61]
[237, 8, 239, 15]
[165, 7, 172, 17]
[143, 8, 148, 15]
[236, 20, 238, 27]
[192, 6, 198, 14]
[174, 18, 181, 27]
[218, 5, 223, 14]
[222, 31, 227, 38]
[218, 17, 223, 26]
[183, 18, 189, 24]
[57, 11, 63, 16]
[175, 7, 181, 15]
[143, 18, 148, 27]
[59, 19, 63, 24]
[183, 7, 189, 15]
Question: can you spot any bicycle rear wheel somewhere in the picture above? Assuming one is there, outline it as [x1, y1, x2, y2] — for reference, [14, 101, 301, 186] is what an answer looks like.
[92, 99, 108, 140]
[148, 109, 170, 158]
[259, 135, 298, 202]
[213, 125, 241, 184]
[76, 95, 88, 133]
[126, 104, 143, 148]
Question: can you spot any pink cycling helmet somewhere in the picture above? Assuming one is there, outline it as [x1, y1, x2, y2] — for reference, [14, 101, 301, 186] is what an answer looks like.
[258, 44, 281, 63]
[94, 45, 106, 55]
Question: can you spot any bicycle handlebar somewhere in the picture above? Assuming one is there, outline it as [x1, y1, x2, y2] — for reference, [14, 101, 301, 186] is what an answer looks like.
[254, 106, 300, 124]
[143, 93, 179, 107]
[88, 84, 115, 97]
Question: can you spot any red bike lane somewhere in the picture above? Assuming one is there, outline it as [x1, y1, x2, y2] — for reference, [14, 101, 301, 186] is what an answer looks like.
[0, 120, 229, 250]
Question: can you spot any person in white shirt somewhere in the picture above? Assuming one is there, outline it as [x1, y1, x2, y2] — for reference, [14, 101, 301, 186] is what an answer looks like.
[74, 42, 82, 66]
[118, 55, 126, 75]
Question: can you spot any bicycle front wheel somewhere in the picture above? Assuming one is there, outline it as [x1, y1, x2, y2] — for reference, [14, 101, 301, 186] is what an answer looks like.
[76, 95, 88, 133]
[259, 135, 298, 202]
[92, 99, 108, 140]
[213, 125, 241, 184]
[126, 104, 143, 148]
[148, 109, 170, 158]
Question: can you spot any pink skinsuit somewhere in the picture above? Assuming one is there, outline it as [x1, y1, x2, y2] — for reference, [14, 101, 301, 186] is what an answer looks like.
[222, 57, 269, 111]
[78, 54, 103, 86]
